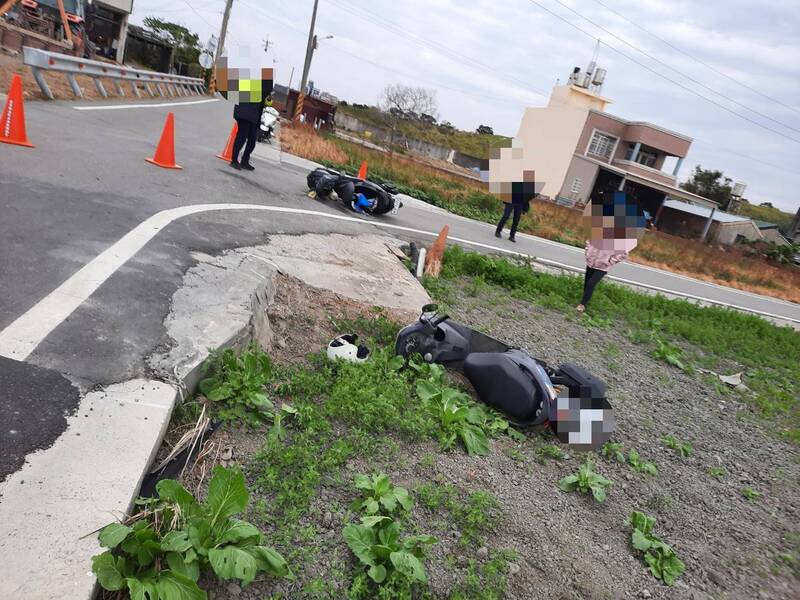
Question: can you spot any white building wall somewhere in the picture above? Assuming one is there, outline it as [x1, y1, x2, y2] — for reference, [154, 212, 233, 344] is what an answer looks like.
[488, 105, 589, 200]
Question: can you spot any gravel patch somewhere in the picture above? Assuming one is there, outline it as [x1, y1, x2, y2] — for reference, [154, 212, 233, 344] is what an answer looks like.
[163, 276, 798, 600]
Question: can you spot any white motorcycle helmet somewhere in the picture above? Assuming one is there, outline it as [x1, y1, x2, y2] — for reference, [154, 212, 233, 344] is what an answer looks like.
[327, 334, 370, 363]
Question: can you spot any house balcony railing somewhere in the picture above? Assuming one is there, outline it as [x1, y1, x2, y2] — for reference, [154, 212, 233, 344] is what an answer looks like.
[612, 158, 678, 186]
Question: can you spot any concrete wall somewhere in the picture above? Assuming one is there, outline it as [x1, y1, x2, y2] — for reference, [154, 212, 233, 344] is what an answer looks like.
[625, 123, 691, 157]
[548, 84, 610, 112]
[761, 228, 791, 246]
[489, 105, 589, 200]
[613, 160, 677, 186]
[97, 0, 133, 12]
[559, 155, 600, 205]
[334, 112, 482, 167]
[790, 206, 800, 241]
[335, 112, 372, 134]
[711, 221, 763, 245]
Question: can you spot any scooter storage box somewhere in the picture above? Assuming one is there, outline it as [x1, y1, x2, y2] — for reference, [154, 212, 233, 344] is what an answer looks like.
[463, 352, 541, 422]
[558, 363, 607, 398]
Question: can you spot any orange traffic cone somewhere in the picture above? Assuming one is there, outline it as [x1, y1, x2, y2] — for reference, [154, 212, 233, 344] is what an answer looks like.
[424, 225, 449, 278]
[145, 112, 182, 170]
[217, 122, 238, 161]
[1, 74, 35, 148]
[357, 160, 368, 180]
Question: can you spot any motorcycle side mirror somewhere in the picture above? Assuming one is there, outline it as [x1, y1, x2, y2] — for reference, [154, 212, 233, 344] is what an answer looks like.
[420, 304, 438, 325]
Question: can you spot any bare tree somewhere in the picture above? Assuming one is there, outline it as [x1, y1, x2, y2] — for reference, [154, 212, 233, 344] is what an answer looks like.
[380, 84, 438, 147]
[381, 84, 438, 119]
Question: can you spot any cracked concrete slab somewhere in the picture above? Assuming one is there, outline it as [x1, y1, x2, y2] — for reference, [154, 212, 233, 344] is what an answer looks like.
[259, 233, 430, 314]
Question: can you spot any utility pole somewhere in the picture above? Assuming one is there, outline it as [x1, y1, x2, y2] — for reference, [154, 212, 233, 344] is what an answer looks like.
[216, 0, 234, 62]
[294, 0, 319, 121]
[210, 0, 234, 94]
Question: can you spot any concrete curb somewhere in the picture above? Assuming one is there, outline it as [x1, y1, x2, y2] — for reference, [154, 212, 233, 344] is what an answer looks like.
[0, 380, 177, 600]
[0, 233, 429, 599]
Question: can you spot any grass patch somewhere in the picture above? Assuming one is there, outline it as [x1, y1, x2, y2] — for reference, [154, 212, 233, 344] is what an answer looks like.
[417, 482, 502, 546]
[449, 549, 519, 600]
[433, 246, 800, 443]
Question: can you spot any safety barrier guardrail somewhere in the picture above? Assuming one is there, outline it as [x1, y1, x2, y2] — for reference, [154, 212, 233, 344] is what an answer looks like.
[22, 46, 207, 101]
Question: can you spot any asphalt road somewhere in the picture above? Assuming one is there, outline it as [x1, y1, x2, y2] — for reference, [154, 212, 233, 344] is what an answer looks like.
[1, 96, 798, 481]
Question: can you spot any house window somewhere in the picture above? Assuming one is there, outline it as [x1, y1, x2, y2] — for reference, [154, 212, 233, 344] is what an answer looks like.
[587, 131, 617, 159]
[624, 143, 658, 168]
[637, 148, 658, 168]
[571, 177, 582, 194]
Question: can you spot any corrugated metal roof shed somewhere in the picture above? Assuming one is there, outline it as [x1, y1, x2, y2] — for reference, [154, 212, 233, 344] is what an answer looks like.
[662, 199, 750, 223]
[753, 220, 779, 230]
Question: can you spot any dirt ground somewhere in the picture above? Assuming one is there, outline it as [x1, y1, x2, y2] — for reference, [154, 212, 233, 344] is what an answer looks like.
[154, 274, 798, 600]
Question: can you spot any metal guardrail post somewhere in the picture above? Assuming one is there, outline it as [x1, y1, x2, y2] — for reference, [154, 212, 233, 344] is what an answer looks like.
[93, 78, 108, 98]
[114, 80, 124, 97]
[30, 67, 53, 100]
[130, 81, 140, 97]
[66, 73, 82, 98]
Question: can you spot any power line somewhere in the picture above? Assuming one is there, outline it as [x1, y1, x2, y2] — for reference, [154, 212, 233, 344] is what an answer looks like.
[240, 0, 533, 109]
[525, 0, 800, 146]
[326, 0, 551, 101]
[179, 0, 217, 29]
[328, 44, 529, 109]
[546, 0, 800, 135]
[137, 0, 219, 14]
[587, 0, 800, 117]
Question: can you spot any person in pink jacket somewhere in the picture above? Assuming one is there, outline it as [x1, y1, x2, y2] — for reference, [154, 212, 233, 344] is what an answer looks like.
[576, 191, 645, 313]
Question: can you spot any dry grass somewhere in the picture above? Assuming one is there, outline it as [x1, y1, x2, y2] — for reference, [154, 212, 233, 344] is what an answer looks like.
[634, 233, 800, 302]
[516, 201, 800, 303]
[280, 123, 348, 164]
[286, 126, 800, 303]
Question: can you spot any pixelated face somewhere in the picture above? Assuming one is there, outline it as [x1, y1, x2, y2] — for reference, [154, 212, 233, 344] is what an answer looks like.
[583, 191, 646, 241]
[216, 46, 274, 103]
[552, 390, 615, 451]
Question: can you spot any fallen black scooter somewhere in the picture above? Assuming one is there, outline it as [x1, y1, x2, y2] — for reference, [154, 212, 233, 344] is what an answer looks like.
[395, 305, 613, 448]
[306, 167, 402, 216]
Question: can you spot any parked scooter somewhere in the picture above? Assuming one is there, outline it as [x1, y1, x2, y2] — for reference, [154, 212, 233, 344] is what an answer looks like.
[306, 166, 403, 216]
[258, 106, 279, 143]
[395, 305, 614, 450]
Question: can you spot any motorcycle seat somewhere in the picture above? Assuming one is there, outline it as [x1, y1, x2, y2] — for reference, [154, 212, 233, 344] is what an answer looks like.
[463, 351, 543, 423]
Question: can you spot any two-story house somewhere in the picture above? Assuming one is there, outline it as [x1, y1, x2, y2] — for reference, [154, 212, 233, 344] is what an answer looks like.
[490, 65, 717, 221]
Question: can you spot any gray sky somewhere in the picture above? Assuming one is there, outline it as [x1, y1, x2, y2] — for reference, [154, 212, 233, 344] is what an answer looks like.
[133, 0, 800, 213]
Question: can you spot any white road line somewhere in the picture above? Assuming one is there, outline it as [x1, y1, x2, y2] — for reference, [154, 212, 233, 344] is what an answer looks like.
[0, 204, 797, 362]
[73, 99, 220, 111]
[417, 207, 800, 308]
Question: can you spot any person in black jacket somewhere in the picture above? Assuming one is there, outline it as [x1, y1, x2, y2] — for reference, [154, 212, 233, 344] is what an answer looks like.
[495, 180, 535, 242]
[230, 94, 268, 171]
